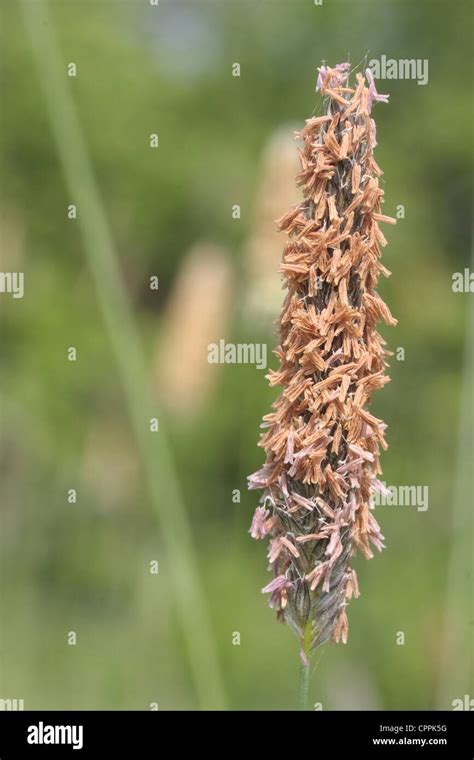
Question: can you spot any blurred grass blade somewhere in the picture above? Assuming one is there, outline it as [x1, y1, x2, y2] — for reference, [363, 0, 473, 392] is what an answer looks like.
[436, 242, 474, 707]
[19, 0, 227, 709]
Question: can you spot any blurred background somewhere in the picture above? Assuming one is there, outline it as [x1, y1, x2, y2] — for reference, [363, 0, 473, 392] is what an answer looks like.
[0, 0, 472, 710]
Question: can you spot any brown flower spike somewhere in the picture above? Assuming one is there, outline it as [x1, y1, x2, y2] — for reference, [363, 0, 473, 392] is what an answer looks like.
[249, 63, 396, 661]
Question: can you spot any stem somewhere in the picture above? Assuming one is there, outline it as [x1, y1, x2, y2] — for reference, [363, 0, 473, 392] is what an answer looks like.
[298, 620, 313, 710]
[298, 661, 310, 711]
[20, 0, 227, 710]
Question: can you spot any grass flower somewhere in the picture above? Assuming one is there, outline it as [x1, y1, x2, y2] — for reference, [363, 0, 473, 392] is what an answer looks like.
[249, 63, 396, 671]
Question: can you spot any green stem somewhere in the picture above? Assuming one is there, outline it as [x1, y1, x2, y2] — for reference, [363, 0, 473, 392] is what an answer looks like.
[298, 660, 310, 711]
[19, 0, 227, 710]
[298, 620, 313, 710]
